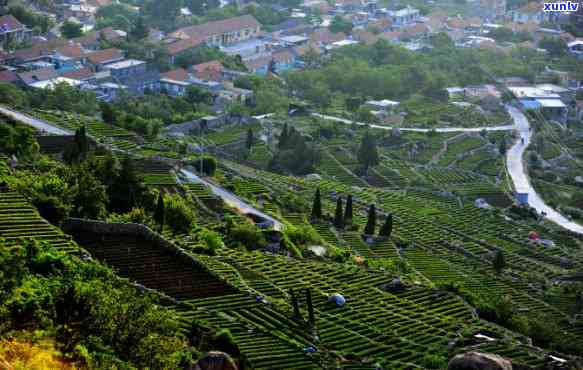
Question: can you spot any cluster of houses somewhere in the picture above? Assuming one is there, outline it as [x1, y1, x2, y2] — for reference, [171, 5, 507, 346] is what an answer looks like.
[0, 0, 581, 114]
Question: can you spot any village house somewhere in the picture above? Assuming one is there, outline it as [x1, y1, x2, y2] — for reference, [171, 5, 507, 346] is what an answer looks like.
[159, 68, 223, 97]
[0, 15, 32, 48]
[17, 67, 58, 87]
[511, 2, 549, 24]
[387, 6, 420, 28]
[104, 59, 160, 95]
[165, 37, 205, 65]
[191, 60, 224, 82]
[508, 85, 569, 123]
[85, 48, 125, 71]
[170, 15, 261, 47]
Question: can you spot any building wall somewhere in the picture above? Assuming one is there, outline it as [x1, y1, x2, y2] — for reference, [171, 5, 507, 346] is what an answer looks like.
[206, 26, 261, 46]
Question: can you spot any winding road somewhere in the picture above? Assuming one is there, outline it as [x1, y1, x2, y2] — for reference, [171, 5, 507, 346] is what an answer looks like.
[312, 109, 583, 234]
[506, 106, 583, 234]
[3, 104, 581, 234]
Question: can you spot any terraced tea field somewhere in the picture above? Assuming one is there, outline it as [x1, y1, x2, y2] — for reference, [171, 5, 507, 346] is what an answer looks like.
[0, 191, 79, 253]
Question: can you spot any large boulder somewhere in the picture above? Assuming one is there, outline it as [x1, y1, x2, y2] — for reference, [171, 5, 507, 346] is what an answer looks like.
[448, 352, 512, 370]
[194, 351, 238, 370]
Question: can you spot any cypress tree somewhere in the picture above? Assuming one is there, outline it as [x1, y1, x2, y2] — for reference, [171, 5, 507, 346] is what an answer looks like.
[344, 194, 353, 225]
[278, 123, 289, 150]
[154, 192, 165, 232]
[289, 289, 301, 320]
[364, 204, 376, 235]
[305, 288, 315, 327]
[379, 213, 393, 237]
[333, 197, 344, 229]
[493, 250, 506, 275]
[246, 127, 254, 151]
[357, 131, 379, 174]
[311, 188, 322, 220]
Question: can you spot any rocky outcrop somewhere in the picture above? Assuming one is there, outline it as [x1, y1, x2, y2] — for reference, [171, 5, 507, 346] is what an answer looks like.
[194, 351, 237, 370]
[448, 352, 513, 370]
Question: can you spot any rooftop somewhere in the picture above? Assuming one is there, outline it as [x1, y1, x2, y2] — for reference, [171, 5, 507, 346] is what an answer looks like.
[171, 15, 260, 40]
[104, 59, 146, 70]
[508, 86, 561, 99]
[29, 77, 84, 90]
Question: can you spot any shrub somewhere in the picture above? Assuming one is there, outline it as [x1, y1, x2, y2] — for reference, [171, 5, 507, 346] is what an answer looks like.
[227, 222, 266, 250]
[164, 194, 196, 234]
[199, 229, 224, 254]
[421, 353, 447, 369]
[213, 329, 238, 355]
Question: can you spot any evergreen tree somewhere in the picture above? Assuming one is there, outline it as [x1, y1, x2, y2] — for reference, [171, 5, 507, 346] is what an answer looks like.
[130, 16, 149, 40]
[364, 204, 376, 235]
[154, 192, 165, 232]
[109, 157, 147, 213]
[100, 102, 116, 125]
[246, 127, 254, 151]
[357, 131, 379, 174]
[77, 125, 89, 155]
[344, 195, 353, 226]
[498, 139, 507, 156]
[333, 197, 344, 229]
[278, 123, 289, 150]
[493, 250, 506, 275]
[311, 188, 322, 220]
[64, 126, 89, 164]
[379, 213, 393, 237]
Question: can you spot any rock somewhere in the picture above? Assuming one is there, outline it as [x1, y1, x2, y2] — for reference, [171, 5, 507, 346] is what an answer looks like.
[194, 351, 238, 370]
[448, 352, 512, 370]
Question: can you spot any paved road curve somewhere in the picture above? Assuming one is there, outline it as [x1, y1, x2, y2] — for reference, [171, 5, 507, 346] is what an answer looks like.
[0, 106, 73, 135]
[506, 106, 583, 234]
[180, 169, 284, 231]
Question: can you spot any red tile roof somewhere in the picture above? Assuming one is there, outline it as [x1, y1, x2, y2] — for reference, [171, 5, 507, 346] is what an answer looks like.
[192, 60, 223, 81]
[55, 43, 85, 59]
[0, 70, 18, 83]
[0, 15, 25, 31]
[17, 67, 58, 84]
[160, 68, 190, 82]
[171, 15, 260, 40]
[86, 48, 124, 65]
[310, 29, 346, 45]
[62, 66, 95, 80]
[166, 37, 205, 56]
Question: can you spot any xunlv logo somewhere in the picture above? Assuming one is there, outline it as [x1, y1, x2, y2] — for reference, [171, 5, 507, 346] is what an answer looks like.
[543, 1, 580, 11]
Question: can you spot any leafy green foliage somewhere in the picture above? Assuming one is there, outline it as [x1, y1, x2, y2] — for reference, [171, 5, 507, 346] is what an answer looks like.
[0, 241, 191, 368]
[60, 21, 83, 39]
[164, 193, 195, 234]
[329, 15, 353, 34]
